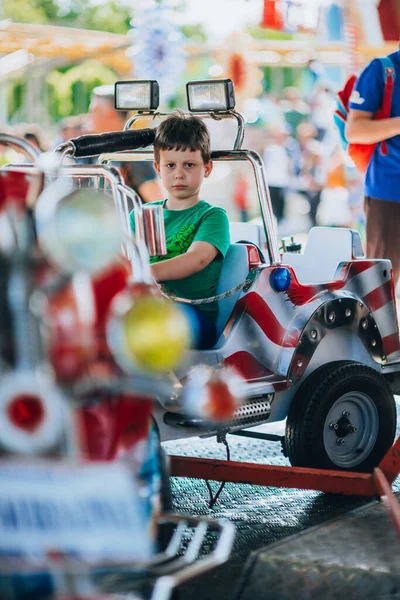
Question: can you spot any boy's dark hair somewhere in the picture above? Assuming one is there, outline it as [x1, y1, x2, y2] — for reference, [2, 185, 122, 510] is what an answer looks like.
[154, 109, 211, 164]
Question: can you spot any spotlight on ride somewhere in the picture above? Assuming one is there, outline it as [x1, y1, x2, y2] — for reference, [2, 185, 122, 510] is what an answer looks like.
[114, 80, 160, 111]
[186, 79, 236, 112]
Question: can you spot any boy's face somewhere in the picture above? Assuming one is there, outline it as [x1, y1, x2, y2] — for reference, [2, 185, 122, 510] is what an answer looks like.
[154, 148, 212, 204]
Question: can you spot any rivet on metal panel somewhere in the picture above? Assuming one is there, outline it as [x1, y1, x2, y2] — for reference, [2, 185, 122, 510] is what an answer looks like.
[371, 339, 376, 347]
[310, 330, 317, 339]
[345, 308, 351, 317]
[359, 302, 364, 307]
[361, 319, 368, 329]
[328, 312, 335, 322]
[297, 360, 303, 368]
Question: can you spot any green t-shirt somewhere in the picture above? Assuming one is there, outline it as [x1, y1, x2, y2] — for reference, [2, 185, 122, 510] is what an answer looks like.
[130, 200, 230, 322]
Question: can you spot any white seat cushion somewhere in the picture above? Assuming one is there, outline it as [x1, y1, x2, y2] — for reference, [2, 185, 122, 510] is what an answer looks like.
[281, 227, 364, 284]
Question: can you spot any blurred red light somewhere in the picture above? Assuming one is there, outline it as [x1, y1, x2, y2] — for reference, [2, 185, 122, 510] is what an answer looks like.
[8, 395, 44, 432]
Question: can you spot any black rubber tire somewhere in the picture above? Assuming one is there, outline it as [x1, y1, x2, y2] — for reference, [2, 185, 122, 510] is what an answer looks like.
[285, 361, 397, 472]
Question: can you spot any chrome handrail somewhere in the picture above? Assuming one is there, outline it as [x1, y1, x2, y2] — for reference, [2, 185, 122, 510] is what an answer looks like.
[0, 162, 126, 228]
[0, 133, 41, 162]
[0, 515, 235, 600]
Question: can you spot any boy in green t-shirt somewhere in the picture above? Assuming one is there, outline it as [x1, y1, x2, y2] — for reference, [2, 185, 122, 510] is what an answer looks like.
[130, 110, 230, 349]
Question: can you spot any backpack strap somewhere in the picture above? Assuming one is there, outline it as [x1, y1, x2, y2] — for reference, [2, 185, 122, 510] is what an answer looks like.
[378, 56, 396, 156]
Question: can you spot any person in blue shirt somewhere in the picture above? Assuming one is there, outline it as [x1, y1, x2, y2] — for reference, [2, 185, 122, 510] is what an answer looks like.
[347, 51, 400, 284]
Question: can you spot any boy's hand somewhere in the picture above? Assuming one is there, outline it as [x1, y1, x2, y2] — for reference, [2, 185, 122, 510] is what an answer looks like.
[151, 241, 218, 282]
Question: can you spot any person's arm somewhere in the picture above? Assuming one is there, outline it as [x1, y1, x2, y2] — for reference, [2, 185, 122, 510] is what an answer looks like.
[346, 109, 400, 144]
[150, 241, 218, 281]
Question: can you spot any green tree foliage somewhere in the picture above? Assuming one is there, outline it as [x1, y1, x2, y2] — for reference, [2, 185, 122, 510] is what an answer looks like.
[58, 1, 131, 34]
[46, 61, 117, 121]
[3, 0, 49, 24]
[3, 0, 132, 34]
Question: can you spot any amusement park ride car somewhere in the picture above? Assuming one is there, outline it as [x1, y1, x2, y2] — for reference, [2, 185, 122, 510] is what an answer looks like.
[0, 75, 398, 599]
[57, 77, 399, 530]
[0, 135, 234, 599]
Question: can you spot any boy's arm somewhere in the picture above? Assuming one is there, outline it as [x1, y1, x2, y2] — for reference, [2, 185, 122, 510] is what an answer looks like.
[151, 241, 218, 282]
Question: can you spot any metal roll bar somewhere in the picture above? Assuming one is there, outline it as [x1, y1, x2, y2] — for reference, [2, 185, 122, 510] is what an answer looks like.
[1, 163, 126, 231]
[123, 110, 246, 151]
[2, 163, 156, 284]
[97, 149, 281, 266]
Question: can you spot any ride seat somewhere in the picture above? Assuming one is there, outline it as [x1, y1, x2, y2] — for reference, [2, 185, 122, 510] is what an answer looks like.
[215, 243, 250, 342]
[281, 227, 364, 284]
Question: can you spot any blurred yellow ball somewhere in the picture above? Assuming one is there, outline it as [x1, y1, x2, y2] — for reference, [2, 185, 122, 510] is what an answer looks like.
[122, 296, 191, 372]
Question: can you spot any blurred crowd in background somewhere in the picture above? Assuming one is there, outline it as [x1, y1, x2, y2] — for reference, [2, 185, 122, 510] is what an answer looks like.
[0, 77, 364, 240]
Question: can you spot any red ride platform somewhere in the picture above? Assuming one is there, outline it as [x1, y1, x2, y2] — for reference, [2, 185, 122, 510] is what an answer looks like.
[169, 436, 400, 536]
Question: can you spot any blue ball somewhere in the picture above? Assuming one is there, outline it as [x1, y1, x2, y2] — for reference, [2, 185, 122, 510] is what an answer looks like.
[270, 267, 292, 292]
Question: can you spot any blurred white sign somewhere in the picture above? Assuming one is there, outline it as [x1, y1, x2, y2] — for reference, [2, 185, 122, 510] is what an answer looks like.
[0, 461, 152, 564]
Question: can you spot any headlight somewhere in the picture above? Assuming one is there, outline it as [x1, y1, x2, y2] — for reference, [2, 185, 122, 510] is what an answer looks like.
[0, 371, 65, 454]
[108, 289, 191, 374]
[114, 80, 160, 111]
[186, 79, 235, 112]
[35, 182, 122, 275]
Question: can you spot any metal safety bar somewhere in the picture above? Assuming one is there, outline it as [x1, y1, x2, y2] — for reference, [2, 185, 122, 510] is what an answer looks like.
[373, 467, 400, 537]
[0, 163, 147, 267]
[0, 133, 41, 162]
[98, 149, 281, 266]
[123, 110, 246, 150]
[0, 515, 235, 600]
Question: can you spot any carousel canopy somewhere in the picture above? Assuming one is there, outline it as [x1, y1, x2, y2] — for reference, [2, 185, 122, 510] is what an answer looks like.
[0, 21, 132, 77]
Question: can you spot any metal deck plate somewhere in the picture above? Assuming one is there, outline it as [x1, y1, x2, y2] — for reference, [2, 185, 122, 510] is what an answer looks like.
[236, 496, 400, 600]
[164, 403, 399, 599]
[100, 403, 399, 599]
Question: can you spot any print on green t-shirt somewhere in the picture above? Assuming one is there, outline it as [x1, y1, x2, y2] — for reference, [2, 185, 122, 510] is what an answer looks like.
[130, 200, 230, 323]
[152, 224, 197, 262]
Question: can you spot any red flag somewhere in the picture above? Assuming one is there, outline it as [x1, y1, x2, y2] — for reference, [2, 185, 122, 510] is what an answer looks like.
[261, 0, 284, 30]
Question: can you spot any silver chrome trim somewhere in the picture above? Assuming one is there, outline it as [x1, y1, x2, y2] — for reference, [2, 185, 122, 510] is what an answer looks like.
[123, 110, 245, 150]
[98, 149, 280, 265]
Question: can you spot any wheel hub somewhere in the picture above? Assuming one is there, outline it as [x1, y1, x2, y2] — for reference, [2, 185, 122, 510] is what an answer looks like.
[329, 410, 358, 442]
[323, 392, 379, 468]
